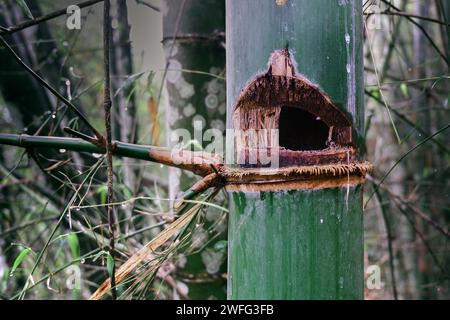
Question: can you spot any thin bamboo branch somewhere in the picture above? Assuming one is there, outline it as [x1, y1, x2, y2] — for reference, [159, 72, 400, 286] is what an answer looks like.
[103, 0, 116, 300]
[365, 121, 450, 206]
[365, 10, 450, 26]
[174, 173, 221, 209]
[373, 188, 399, 299]
[0, 133, 221, 177]
[370, 177, 450, 240]
[0, 0, 104, 36]
[380, 0, 449, 66]
[0, 36, 104, 142]
[135, 0, 160, 12]
[364, 89, 449, 153]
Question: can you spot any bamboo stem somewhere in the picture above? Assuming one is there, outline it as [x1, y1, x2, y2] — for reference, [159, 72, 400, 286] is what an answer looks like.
[0, 133, 220, 176]
[0, 0, 104, 35]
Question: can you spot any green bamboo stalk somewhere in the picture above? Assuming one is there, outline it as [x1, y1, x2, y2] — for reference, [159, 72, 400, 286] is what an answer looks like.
[163, 0, 227, 299]
[226, 0, 364, 299]
[0, 133, 222, 179]
[0, 134, 171, 163]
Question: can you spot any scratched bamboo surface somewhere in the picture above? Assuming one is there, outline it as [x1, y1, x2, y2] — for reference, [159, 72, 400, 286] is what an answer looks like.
[226, 0, 364, 299]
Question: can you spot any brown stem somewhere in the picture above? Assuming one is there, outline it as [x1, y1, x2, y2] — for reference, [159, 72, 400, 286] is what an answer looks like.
[103, 0, 116, 300]
[148, 148, 223, 177]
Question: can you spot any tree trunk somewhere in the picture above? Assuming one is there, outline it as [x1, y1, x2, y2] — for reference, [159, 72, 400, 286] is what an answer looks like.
[226, 0, 365, 299]
[163, 0, 227, 299]
[163, 0, 226, 197]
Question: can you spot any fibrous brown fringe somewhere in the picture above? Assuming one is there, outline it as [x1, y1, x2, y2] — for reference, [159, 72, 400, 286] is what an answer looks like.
[223, 161, 374, 192]
[223, 161, 373, 182]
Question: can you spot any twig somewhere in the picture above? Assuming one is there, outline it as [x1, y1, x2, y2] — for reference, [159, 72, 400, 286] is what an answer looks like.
[174, 173, 221, 209]
[0, 215, 59, 237]
[0, 134, 223, 177]
[135, 0, 160, 12]
[364, 89, 449, 153]
[379, 0, 449, 66]
[373, 189, 398, 299]
[89, 198, 203, 300]
[393, 202, 447, 277]
[365, 121, 450, 207]
[17, 158, 104, 299]
[63, 127, 102, 147]
[371, 177, 450, 240]
[0, 0, 104, 35]
[0, 36, 103, 142]
[103, 0, 116, 300]
[365, 10, 450, 26]
[365, 21, 401, 143]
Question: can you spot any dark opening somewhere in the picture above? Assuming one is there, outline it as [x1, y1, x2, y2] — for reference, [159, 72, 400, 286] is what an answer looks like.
[279, 106, 329, 151]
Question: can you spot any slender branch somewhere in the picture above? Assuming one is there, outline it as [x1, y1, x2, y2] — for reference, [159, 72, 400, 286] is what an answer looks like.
[364, 89, 449, 153]
[174, 173, 221, 209]
[0, 0, 104, 36]
[135, 0, 160, 12]
[63, 127, 101, 146]
[155, 0, 187, 111]
[0, 36, 104, 142]
[365, 10, 450, 26]
[103, 0, 116, 299]
[379, 0, 449, 66]
[365, 121, 450, 206]
[372, 178, 450, 240]
[0, 134, 222, 177]
[394, 202, 447, 276]
[373, 189, 398, 300]
[18, 158, 104, 299]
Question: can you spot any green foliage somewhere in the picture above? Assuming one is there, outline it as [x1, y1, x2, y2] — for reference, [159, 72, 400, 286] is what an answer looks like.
[10, 247, 32, 275]
[14, 0, 34, 19]
[67, 233, 80, 260]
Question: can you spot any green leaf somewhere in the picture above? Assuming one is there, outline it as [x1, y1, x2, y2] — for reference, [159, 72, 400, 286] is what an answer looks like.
[114, 71, 146, 97]
[400, 83, 409, 97]
[370, 88, 380, 100]
[10, 247, 31, 275]
[14, 0, 34, 19]
[97, 185, 107, 205]
[106, 252, 115, 277]
[67, 233, 80, 260]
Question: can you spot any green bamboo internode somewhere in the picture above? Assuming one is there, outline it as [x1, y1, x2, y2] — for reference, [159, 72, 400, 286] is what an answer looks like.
[226, 0, 365, 299]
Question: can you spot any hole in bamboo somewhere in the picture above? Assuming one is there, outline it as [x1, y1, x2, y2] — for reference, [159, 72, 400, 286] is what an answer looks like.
[232, 48, 360, 169]
[279, 106, 329, 151]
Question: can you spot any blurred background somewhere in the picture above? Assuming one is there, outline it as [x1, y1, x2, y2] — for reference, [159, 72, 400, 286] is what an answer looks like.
[0, 0, 448, 299]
